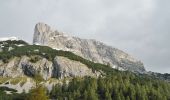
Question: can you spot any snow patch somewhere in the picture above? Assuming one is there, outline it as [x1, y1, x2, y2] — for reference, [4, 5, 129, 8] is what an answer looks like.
[118, 67, 126, 71]
[34, 49, 39, 52]
[16, 44, 25, 47]
[34, 42, 41, 45]
[8, 47, 13, 51]
[0, 37, 18, 41]
[112, 65, 117, 69]
[53, 47, 72, 52]
[112, 65, 126, 71]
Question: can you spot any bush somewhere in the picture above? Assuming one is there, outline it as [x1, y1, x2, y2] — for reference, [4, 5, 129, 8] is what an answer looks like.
[30, 56, 40, 63]
[2, 58, 8, 63]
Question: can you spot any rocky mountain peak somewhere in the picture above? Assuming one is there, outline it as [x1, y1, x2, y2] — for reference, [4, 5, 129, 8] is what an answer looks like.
[34, 22, 52, 34]
[33, 22, 64, 45]
[33, 22, 146, 73]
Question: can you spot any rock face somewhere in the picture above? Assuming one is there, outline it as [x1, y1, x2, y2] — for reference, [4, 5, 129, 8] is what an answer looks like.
[0, 56, 100, 80]
[54, 56, 100, 78]
[33, 22, 145, 73]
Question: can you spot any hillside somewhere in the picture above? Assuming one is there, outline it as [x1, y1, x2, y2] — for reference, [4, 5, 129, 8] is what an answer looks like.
[0, 40, 170, 100]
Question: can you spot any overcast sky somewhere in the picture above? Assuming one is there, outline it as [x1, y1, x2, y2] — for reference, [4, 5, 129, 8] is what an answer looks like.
[0, 0, 170, 73]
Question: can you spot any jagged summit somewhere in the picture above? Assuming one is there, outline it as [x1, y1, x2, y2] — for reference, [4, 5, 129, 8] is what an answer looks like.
[33, 22, 65, 45]
[33, 22, 146, 73]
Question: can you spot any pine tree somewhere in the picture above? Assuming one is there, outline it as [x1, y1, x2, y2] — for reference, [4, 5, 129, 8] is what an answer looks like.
[83, 90, 88, 100]
[105, 89, 112, 100]
[128, 84, 136, 100]
[26, 73, 48, 100]
[87, 86, 98, 100]
[27, 85, 48, 100]
[126, 96, 130, 100]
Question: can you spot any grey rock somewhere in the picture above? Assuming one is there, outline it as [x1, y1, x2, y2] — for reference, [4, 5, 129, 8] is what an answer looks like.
[0, 56, 101, 80]
[53, 56, 101, 79]
[33, 22, 145, 73]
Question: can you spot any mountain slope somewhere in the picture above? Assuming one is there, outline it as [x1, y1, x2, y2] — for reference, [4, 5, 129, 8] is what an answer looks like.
[0, 39, 170, 100]
[0, 23, 169, 100]
[33, 22, 145, 73]
[0, 40, 105, 80]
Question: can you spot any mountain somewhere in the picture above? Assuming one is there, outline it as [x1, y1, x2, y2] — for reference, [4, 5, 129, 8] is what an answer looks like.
[0, 23, 170, 100]
[0, 40, 170, 100]
[0, 40, 104, 93]
[33, 22, 145, 73]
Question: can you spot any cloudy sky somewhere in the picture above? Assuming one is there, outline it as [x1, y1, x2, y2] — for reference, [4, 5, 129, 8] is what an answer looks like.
[0, 0, 170, 73]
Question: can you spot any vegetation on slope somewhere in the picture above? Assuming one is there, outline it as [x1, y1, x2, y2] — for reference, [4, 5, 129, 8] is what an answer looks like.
[0, 43, 113, 74]
[0, 71, 170, 100]
[0, 40, 28, 52]
[0, 40, 170, 100]
[0, 40, 28, 45]
[50, 72, 170, 100]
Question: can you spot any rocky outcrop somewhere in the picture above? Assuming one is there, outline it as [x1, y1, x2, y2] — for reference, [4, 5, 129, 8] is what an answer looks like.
[0, 56, 53, 79]
[54, 56, 101, 78]
[33, 22, 145, 73]
[0, 56, 101, 80]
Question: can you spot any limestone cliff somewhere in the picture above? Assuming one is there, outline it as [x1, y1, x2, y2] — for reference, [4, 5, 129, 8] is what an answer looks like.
[33, 22, 145, 73]
[0, 56, 100, 80]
